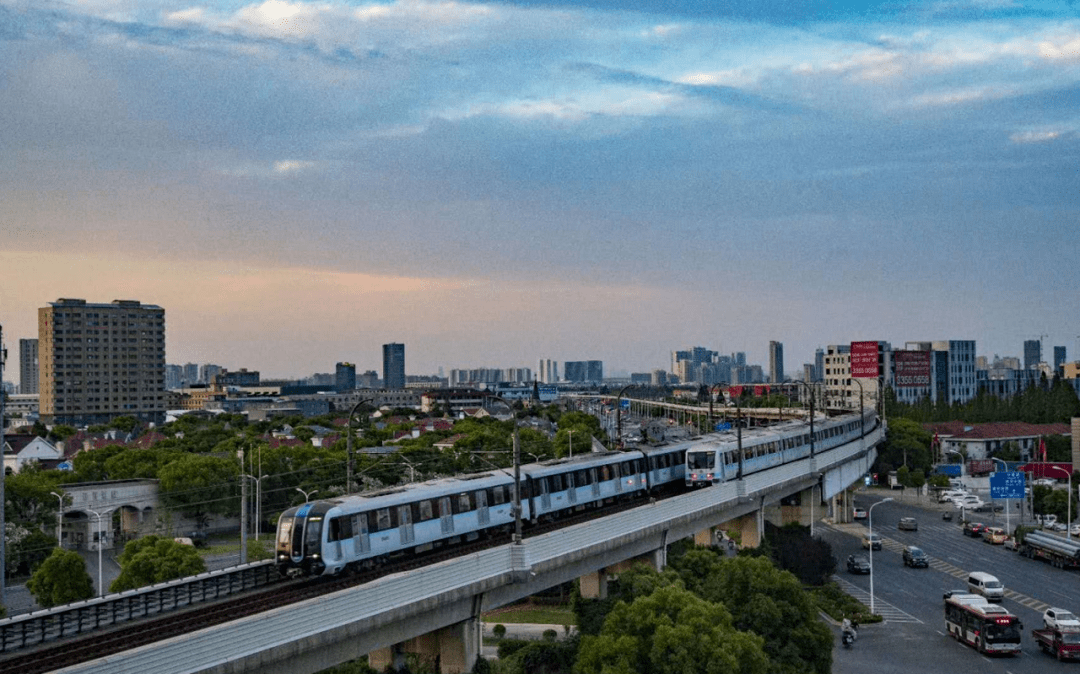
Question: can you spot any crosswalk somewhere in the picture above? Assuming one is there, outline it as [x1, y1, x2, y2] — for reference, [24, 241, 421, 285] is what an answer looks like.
[831, 574, 923, 623]
[824, 521, 1050, 617]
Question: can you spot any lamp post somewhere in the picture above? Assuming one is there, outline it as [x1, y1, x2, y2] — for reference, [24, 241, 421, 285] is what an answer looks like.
[50, 491, 65, 548]
[86, 507, 104, 597]
[490, 395, 522, 545]
[795, 381, 816, 458]
[398, 455, 416, 483]
[1049, 465, 1073, 540]
[616, 384, 636, 447]
[346, 398, 374, 494]
[296, 487, 317, 503]
[868, 497, 893, 614]
[989, 458, 1011, 534]
[243, 475, 269, 540]
[945, 449, 965, 520]
[567, 429, 574, 459]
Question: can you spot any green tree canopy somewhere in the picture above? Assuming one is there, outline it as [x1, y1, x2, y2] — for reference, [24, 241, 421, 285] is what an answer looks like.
[672, 553, 833, 674]
[110, 535, 207, 592]
[158, 453, 239, 518]
[27, 548, 95, 607]
[575, 584, 768, 674]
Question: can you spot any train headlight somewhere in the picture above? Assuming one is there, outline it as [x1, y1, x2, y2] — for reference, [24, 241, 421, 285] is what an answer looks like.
[690, 473, 698, 480]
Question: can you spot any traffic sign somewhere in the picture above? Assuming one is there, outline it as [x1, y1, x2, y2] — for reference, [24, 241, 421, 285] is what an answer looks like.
[714, 422, 732, 431]
[620, 399, 630, 410]
[990, 471, 1025, 499]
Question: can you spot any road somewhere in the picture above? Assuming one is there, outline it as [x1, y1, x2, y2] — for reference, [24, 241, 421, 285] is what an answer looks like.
[824, 489, 1080, 673]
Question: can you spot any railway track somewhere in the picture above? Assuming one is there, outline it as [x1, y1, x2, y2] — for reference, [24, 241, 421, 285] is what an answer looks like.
[0, 491, 657, 673]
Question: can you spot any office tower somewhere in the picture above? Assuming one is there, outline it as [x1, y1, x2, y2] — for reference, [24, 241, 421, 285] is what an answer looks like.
[586, 360, 603, 382]
[1024, 339, 1041, 369]
[38, 298, 166, 425]
[563, 360, 603, 383]
[1054, 346, 1066, 371]
[19, 338, 38, 395]
[165, 364, 183, 390]
[814, 348, 824, 382]
[768, 341, 784, 383]
[358, 370, 379, 388]
[336, 362, 356, 392]
[383, 343, 405, 389]
[803, 363, 815, 383]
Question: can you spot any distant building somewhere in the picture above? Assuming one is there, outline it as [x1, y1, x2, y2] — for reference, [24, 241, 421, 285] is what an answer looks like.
[537, 359, 559, 384]
[38, 298, 166, 426]
[336, 362, 356, 392]
[630, 372, 651, 384]
[214, 368, 260, 387]
[563, 360, 603, 383]
[802, 363, 814, 382]
[165, 364, 183, 390]
[199, 363, 222, 386]
[383, 343, 405, 389]
[768, 341, 784, 384]
[1024, 339, 1042, 370]
[1054, 346, 1067, 371]
[182, 362, 200, 386]
[650, 369, 667, 386]
[814, 348, 824, 382]
[358, 370, 379, 388]
[19, 338, 38, 395]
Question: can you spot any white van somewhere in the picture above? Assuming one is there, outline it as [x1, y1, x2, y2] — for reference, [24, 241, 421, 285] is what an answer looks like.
[967, 572, 1004, 602]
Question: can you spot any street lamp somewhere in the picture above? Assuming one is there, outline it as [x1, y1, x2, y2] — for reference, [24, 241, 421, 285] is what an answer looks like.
[346, 398, 375, 494]
[567, 429, 574, 459]
[989, 458, 1012, 535]
[50, 491, 65, 548]
[945, 449, 966, 520]
[243, 475, 269, 540]
[1049, 465, 1073, 540]
[616, 383, 636, 447]
[795, 381, 817, 458]
[295, 487, 317, 503]
[85, 507, 104, 597]
[868, 497, 893, 615]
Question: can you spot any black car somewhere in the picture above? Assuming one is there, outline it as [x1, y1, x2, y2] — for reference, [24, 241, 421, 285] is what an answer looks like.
[963, 522, 987, 537]
[972, 503, 1005, 513]
[847, 554, 871, 574]
[902, 546, 929, 568]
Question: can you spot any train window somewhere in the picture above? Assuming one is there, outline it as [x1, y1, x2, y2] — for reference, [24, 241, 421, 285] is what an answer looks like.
[305, 517, 323, 547]
[677, 450, 686, 463]
[278, 518, 293, 547]
[550, 474, 564, 492]
[376, 508, 392, 531]
[458, 493, 472, 512]
[418, 500, 434, 521]
[577, 470, 590, 486]
[328, 516, 353, 541]
[600, 465, 611, 481]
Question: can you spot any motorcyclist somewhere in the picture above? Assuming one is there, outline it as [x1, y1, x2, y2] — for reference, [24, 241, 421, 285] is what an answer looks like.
[841, 617, 857, 644]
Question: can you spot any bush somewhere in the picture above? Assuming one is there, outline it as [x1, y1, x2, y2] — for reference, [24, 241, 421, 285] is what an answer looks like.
[492, 623, 506, 640]
[496, 639, 529, 659]
[809, 582, 882, 624]
[542, 629, 557, 642]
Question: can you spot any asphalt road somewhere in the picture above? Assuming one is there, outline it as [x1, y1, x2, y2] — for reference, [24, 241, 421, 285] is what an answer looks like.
[824, 488, 1080, 673]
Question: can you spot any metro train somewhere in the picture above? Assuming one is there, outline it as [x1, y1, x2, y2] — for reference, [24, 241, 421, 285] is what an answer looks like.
[276, 408, 877, 577]
[685, 408, 878, 486]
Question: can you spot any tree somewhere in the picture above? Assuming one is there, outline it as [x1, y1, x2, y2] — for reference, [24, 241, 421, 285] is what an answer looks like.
[158, 453, 239, 519]
[575, 584, 768, 674]
[674, 554, 833, 674]
[27, 548, 95, 607]
[110, 535, 207, 592]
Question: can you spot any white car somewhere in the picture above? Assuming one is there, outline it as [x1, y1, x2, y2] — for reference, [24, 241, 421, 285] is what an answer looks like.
[939, 490, 968, 503]
[1044, 607, 1080, 630]
[954, 497, 985, 510]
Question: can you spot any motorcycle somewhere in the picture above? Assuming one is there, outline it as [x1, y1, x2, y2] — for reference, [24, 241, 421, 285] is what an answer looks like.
[842, 629, 855, 648]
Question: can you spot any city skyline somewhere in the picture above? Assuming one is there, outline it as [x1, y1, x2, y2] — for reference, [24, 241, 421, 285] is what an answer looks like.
[2, 1, 1078, 377]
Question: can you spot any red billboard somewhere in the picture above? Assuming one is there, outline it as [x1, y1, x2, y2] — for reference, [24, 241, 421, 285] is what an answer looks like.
[893, 350, 931, 388]
[850, 341, 880, 378]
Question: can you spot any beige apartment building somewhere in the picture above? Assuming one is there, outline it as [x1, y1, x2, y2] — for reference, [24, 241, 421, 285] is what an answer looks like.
[39, 298, 167, 426]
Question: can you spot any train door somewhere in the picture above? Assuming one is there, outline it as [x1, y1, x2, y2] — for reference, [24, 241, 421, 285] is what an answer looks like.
[353, 513, 369, 555]
[476, 489, 490, 526]
[613, 463, 623, 494]
[440, 496, 454, 535]
[590, 468, 600, 499]
[398, 505, 414, 545]
[566, 472, 577, 505]
[539, 477, 552, 512]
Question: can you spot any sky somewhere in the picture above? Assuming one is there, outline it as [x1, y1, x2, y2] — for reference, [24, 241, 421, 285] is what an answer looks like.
[1, 0, 1079, 379]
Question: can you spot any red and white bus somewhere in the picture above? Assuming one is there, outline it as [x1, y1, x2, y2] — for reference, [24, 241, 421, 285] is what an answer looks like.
[945, 593, 1023, 655]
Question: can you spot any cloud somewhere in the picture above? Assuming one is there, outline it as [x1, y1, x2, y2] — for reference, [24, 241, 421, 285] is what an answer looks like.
[1009, 129, 1061, 144]
[272, 159, 316, 174]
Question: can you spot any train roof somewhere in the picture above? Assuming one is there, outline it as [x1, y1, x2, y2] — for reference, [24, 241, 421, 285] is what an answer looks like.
[328, 470, 516, 509]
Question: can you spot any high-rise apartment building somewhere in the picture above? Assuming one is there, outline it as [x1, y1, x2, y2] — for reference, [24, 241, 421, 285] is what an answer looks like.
[19, 338, 38, 394]
[182, 362, 199, 386]
[1024, 339, 1042, 369]
[814, 348, 824, 382]
[165, 363, 183, 390]
[768, 341, 784, 383]
[336, 362, 356, 392]
[563, 360, 603, 382]
[199, 363, 222, 386]
[38, 298, 166, 425]
[383, 343, 406, 389]
[1054, 346, 1066, 371]
[537, 359, 559, 384]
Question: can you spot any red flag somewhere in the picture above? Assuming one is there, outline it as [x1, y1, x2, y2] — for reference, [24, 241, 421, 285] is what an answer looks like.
[1040, 436, 1047, 462]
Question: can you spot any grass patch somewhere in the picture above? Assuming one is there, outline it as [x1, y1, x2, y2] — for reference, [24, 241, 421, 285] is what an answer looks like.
[199, 537, 274, 562]
[483, 606, 576, 626]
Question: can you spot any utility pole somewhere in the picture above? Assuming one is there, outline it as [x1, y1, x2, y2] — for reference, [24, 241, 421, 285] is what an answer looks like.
[239, 445, 247, 565]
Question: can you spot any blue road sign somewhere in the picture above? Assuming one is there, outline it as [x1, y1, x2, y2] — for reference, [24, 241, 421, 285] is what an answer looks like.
[715, 422, 732, 431]
[990, 471, 1025, 499]
[620, 399, 630, 410]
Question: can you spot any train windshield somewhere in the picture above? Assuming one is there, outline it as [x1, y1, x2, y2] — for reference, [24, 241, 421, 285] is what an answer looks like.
[305, 517, 323, 550]
[277, 517, 293, 548]
[687, 452, 715, 470]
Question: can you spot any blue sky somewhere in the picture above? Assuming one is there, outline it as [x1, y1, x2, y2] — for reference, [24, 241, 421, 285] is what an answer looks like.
[2, 1, 1078, 378]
